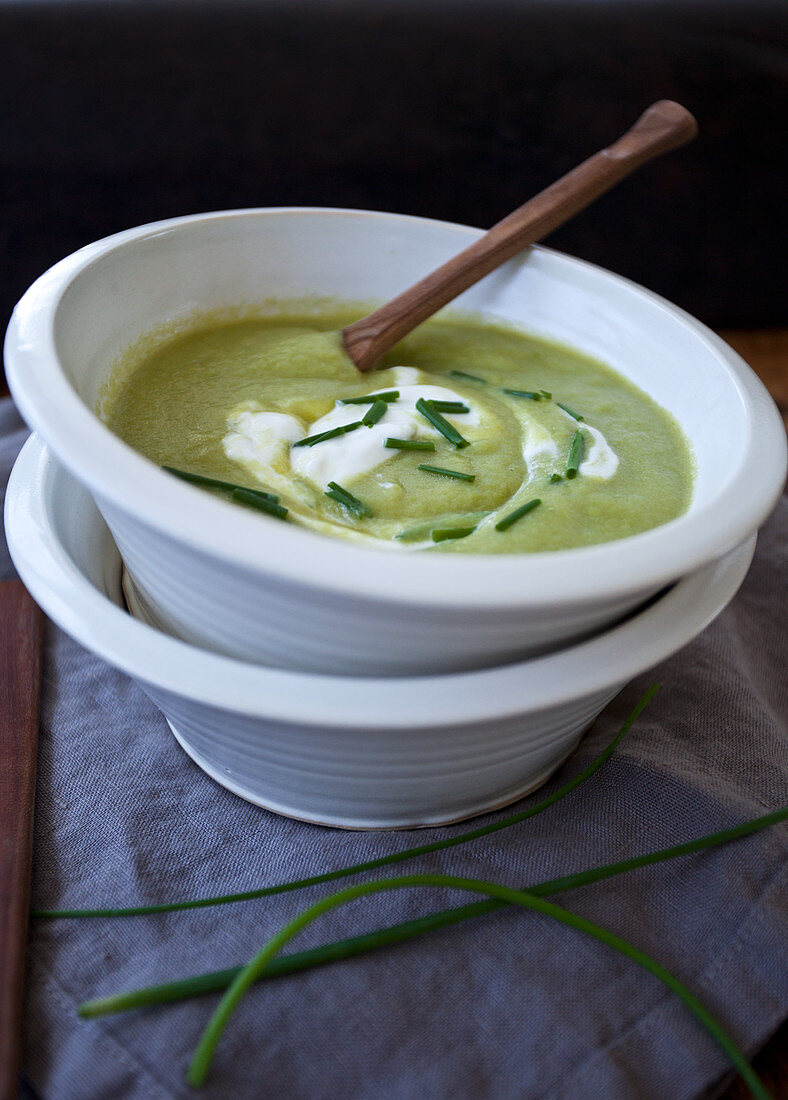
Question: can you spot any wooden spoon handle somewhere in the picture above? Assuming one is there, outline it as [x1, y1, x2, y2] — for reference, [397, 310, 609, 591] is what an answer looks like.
[343, 100, 697, 371]
[0, 581, 44, 1100]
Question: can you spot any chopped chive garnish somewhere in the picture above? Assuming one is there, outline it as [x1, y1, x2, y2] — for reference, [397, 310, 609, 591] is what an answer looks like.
[566, 430, 585, 479]
[361, 399, 388, 427]
[384, 438, 436, 451]
[502, 388, 541, 400]
[415, 398, 470, 449]
[495, 497, 541, 532]
[448, 370, 487, 384]
[550, 473, 563, 483]
[325, 489, 362, 515]
[431, 526, 476, 542]
[540, 389, 552, 399]
[292, 421, 362, 447]
[162, 467, 279, 503]
[418, 464, 476, 482]
[395, 522, 436, 542]
[426, 400, 470, 413]
[339, 390, 399, 405]
[325, 481, 372, 518]
[557, 402, 584, 421]
[231, 488, 288, 520]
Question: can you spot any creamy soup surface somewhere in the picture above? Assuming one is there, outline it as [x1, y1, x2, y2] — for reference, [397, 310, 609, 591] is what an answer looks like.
[102, 303, 694, 553]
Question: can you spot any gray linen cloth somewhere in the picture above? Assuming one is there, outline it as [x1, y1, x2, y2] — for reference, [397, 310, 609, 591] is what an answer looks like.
[2, 396, 786, 1100]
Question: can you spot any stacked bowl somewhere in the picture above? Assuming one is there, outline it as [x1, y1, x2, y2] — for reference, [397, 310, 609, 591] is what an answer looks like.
[4, 209, 785, 827]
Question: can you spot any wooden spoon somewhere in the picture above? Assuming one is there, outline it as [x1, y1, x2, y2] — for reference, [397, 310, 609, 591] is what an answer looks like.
[343, 100, 697, 372]
[0, 581, 44, 1100]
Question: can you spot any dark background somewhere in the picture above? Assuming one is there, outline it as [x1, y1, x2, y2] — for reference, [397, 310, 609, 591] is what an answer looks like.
[1, 0, 786, 364]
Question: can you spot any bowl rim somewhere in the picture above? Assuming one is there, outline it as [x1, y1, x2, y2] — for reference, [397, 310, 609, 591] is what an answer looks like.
[5, 433, 756, 729]
[4, 206, 785, 610]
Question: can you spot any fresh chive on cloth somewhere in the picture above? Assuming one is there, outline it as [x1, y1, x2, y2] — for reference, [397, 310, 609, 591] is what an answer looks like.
[2, 397, 786, 1100]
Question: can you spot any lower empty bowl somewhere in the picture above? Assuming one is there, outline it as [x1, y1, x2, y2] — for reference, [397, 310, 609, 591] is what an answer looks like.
[5, 433, 755, 828]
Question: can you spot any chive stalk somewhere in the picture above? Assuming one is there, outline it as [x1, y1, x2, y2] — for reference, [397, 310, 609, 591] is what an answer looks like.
[292, 422, 362, 448]
[37, 687, 659, 921]
[324, 482, 371, 518]
[231, 489, 288, 520]
[540, 389, 552, 399]
[550, 473, 563, 484]
[417, 465, 475, 482]
[187, 873, 773, 1095]
[384, 438, 436, 451]
[77, 804, 787, 1024]
[415, 398, 470, 448]
[162, 467, 279, 503]
[339, 391, 399, 405]
[502, 389, 541, 400]
[566, 430, 585, 479]
[495, 498, 541, 532]
[557, 402, 584, 421]
[361, 400, 388, 427]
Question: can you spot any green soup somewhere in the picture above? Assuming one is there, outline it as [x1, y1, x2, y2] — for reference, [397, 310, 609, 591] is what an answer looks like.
[103, 303, 693, 553]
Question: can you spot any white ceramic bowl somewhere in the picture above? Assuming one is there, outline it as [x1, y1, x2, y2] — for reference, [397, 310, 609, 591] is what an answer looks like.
[5, 433, 756, 828]
[4, 208, 785, 676]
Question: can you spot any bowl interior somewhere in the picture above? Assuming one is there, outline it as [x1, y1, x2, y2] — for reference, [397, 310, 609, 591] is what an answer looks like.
[52, 209, 748, 514]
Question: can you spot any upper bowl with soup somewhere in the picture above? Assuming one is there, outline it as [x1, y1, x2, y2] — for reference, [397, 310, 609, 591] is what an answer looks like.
[5, 208, 785, 675]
